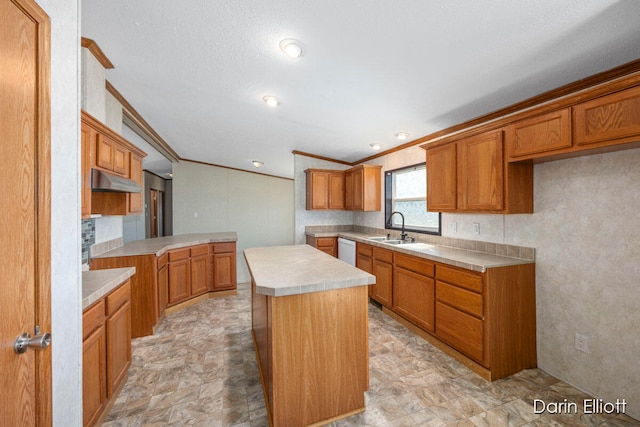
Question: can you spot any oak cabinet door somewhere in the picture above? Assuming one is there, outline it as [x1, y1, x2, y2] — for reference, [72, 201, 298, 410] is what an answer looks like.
[506, 108, 572, 159]
[168, 258, 190, 305]
[457, 130, 504, 211]
[372, 259, 393, 308]
[328, 172, 345, 209]
[393, 267, 435, 332]
[83, 325, 107, 427]
[190, 254, 209, 296]
[213, 252, 236, 290]
[106, 301, 131, 397]
[426, 143, 457, 211]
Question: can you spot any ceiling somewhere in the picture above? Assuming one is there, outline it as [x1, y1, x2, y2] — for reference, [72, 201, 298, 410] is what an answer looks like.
[81, 0, 640, 179]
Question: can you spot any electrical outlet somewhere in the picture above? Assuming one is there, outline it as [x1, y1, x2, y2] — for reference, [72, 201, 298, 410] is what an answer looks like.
[473, 222, 480, 235]
[575, 333, 590, 353]
[449, 222, 457, 233]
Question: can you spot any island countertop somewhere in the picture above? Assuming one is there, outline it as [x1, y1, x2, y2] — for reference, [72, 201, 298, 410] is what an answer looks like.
[92, 232, 237, 258]
[244, 244, 375, 297]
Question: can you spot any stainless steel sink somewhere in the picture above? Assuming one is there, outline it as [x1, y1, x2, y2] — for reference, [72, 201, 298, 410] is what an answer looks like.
[366, 236, 409, 245]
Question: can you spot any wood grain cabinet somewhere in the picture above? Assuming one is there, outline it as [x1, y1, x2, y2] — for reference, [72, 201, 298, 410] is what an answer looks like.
[306, 236, 338, 257]
[190, 245, 210, 296]
[211, 242, 237, 291]
[372, 247, 393, 308]
[81, 110, 146, 218]
[82, 300, 107, 427]
[356, 243, 374, 297]
[573, 84, 640, 147]
[127, 153, 143, 214]
[345, 164, 382, 211]
[156, 253, 168, 318]
[168, 249, 191, 306]
[425, 129, 533, 214]
[305, 169, 345, 210]
[393, 253, 435, 333]
[506, 108, 572, 160]
[83, 280, 131, 427]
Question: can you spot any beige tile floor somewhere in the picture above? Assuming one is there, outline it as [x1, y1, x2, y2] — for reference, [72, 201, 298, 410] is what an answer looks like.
[103, 283, 637, 427]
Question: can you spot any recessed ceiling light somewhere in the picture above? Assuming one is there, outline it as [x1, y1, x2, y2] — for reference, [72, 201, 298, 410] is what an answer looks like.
[252, 160, 264, 168]
[369, 143, 382, 150]
[394, 132, 410, 140]
[279, 39, 304, 58]
[262, 95, 280, 107]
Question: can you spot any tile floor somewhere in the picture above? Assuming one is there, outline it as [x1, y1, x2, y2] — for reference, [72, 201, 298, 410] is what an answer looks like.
[103, 283, 637, 426]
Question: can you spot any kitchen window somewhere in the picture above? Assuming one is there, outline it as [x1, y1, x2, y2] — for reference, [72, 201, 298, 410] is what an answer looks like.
[385, 163, 441, 235]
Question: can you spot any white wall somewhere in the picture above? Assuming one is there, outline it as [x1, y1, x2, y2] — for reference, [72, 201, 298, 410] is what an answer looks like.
[311, 142, 640, 419]
[173, 161, 294, 283]
[37, 0, 83, 425]
[293, 155, 353, 244]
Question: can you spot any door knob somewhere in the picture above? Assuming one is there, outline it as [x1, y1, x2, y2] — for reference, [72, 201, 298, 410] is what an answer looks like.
[14, 326, 51, 354]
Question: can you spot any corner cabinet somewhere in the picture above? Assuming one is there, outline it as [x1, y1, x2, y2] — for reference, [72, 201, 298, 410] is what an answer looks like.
[306, 236, 338, 257]
[424, 129, 533, 214]
[305, 164, 381, 211]
[81, 110, 147, 218]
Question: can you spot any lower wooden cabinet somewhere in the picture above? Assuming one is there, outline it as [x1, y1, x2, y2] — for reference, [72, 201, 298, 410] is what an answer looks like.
[372, 248, 393, 308]
[156, 253, 168, 318]
[82, 300, 107, 427]
[83, 280, 131, 427]
[211, 242, 237, 291]
[168, 249, 191, 306]
[393, 266, 435, 333]
[355, 243, 536, 381]
[306, 236, 338, 257]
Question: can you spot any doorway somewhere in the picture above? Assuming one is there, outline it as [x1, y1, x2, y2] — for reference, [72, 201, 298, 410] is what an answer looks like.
[150, 189, 159, 238]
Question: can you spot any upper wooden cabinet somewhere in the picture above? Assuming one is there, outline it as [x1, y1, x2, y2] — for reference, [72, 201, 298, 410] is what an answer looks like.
[425, 130, 533, 214]
[573, 84, 640, 147]
[305, 164, 381, 211]
[506, 108, 572, 161]
[305, 169, 345, 210]
[346, 164, 382, 211]
[81, 110, 146, 218]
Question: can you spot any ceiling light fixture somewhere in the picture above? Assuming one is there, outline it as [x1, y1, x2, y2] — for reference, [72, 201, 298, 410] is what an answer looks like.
[262, 95, 280, 107]
[279, 38, 304, 58]
[394, 132, 410, 140]
[369, 143, 382, 150]
[252, 160, 264, 168]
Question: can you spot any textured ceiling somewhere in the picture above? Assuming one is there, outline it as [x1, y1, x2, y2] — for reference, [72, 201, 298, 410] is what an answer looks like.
[81, 0, 640, 178]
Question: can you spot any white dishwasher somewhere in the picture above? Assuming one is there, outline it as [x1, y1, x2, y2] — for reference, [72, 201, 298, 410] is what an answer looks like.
[338, 238, 356, 266]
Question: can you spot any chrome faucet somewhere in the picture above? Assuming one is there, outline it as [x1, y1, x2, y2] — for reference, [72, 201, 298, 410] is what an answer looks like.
[387, 211, 407, 241]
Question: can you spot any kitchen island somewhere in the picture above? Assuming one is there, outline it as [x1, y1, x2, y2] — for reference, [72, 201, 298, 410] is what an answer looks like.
[244, 245, 375, 427]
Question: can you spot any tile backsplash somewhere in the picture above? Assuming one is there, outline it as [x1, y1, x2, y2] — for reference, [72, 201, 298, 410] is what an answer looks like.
[81, 218, 95, 264]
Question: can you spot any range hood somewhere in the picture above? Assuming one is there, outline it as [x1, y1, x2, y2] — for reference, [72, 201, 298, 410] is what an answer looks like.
[91, 168, 141, 193]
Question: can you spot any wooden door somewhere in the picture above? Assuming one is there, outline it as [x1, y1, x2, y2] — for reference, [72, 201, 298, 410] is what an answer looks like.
[190, 255, 210, 296]
[309, 171, 329, 209]
[168, 258, 190, 305]
[393, 267, 435, 332]
[344, 170, 354, 210]
[0, 1, 52, 425]
[81, 122, 95, 218]
[149, 189, 158, 238]
[213, 252, 236, 290]
[127, 153, 143, 214]
[372, 259, 393, 308]
[106, 301, 131, 397]
[457, 130, 504, 211]
[425, 143, 457, 211]
[352, 168, 364, 210]
[328, 172, 345, 209]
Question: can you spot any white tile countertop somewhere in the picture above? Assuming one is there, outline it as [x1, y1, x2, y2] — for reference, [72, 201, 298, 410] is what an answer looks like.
[92, 232, 237, 258]
[82, 267, 136, 310]
[307, 231, 533, 273]
[244, 245, 375, 297]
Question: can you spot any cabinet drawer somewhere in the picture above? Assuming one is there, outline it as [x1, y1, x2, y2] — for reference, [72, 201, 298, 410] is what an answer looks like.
[106, 280, 130, 316]
[83, 299, 105, 339]
[436, 281, 483, 318]
[436, 302, 484, 363]
[315, 237, 336, 248]
[190, 244, 209, 257]
[168, 248, 190, 262]
[212, 242, 235, 253]
[373, 247, 393, 263]
[157, 253, 168, 270]
[394, 253, 434, 277]
[436, 265, 482, 293]
[356, 243, 372, 257]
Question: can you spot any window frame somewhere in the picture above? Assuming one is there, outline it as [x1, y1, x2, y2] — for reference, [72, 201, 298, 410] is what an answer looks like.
[384, 162, 441, 236]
